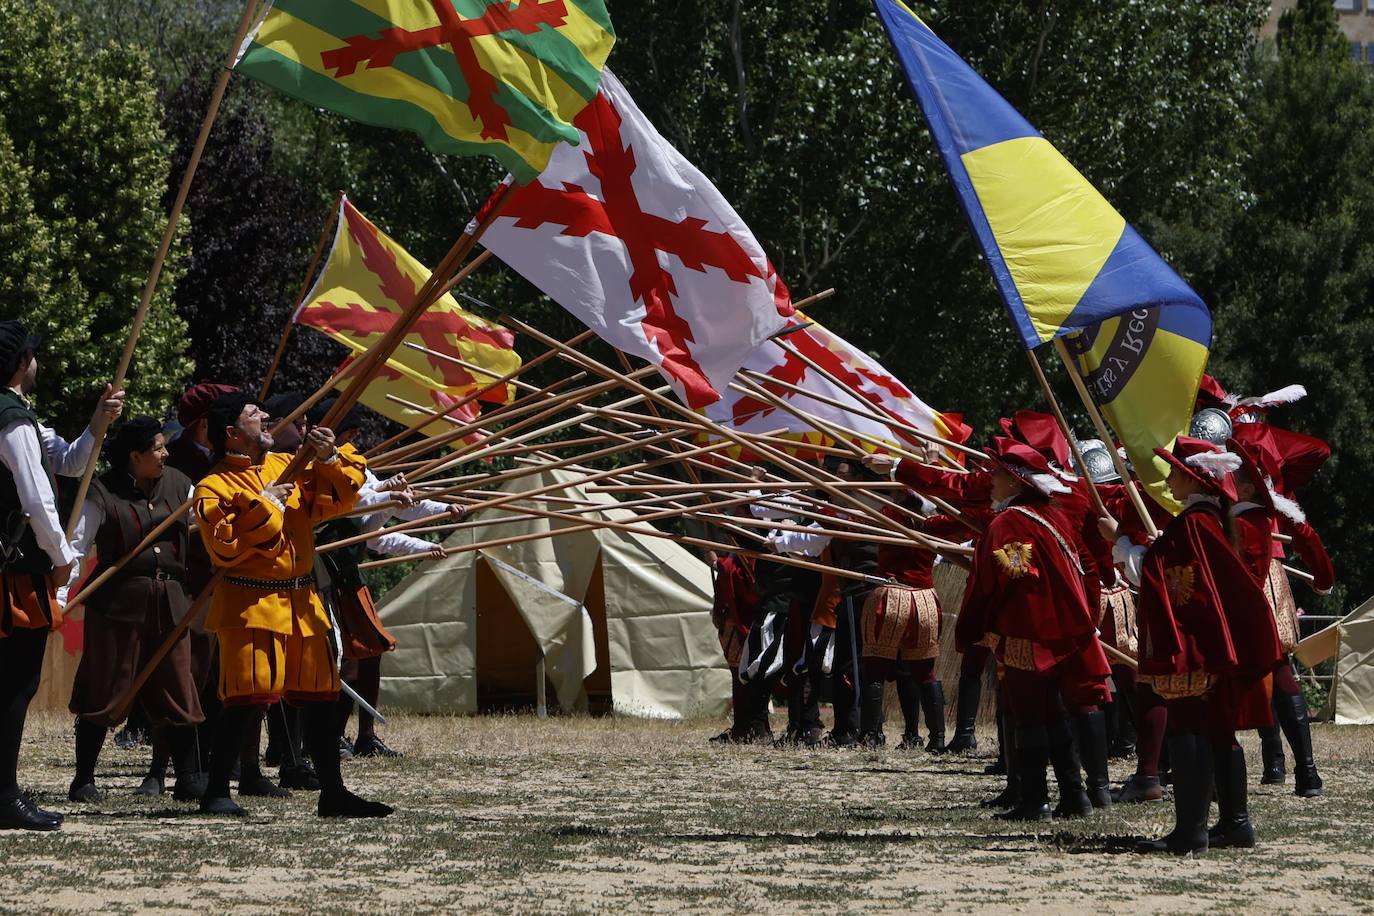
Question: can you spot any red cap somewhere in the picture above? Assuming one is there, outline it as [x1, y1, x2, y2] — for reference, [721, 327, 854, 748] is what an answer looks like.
[178, 383, 239, 427]
[999, 410, 1072, 471]
[1195, 374, 1230, 411]
[987, 436, 1070, 496]
[1153, 436, 1240, 502]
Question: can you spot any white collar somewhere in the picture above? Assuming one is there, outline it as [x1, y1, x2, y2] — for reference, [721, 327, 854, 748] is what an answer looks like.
[1230, 500, 1263, 517]
[1184, 493, 1220, 509]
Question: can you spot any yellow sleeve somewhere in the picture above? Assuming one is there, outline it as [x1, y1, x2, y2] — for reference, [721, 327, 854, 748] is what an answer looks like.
[194, 480, 286, 568]
[298, 443, 368, 525]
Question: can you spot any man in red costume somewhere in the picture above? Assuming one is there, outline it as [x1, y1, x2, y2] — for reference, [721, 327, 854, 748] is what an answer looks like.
[955, 439, 1112, 822]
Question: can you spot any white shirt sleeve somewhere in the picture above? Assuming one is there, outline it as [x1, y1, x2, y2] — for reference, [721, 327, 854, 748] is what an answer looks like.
[40, 423, 96, 478]
[748, 490, 805, 521]
[1113, 536, 1147, 589]
[766, 526, 831, 558]
[55, 501, 99, 607]
[0, 420, 78, 568]
[368, 530, 439, 557]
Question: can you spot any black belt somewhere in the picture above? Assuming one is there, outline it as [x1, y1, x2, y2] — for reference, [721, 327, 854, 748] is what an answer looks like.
[224, 573, 315, 591]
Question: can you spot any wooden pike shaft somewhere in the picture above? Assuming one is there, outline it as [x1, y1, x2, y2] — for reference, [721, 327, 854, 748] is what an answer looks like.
[697, 510, 973, 554]
[1025, 347, 1109, 518]
[260, 190, 344, 400]
[770, 338, 987, 463]
[370, 369, 596, 468]
[360, 493, 888, 585]
[583, 403, 857, 460]
[402, 380, 669, 482]
[1052, 338, 1160, 538]
[64, 0, 265, 540]
[321, 429, 754, 553]
[791, 288, 836, 310]
[366, 328, 597, 457]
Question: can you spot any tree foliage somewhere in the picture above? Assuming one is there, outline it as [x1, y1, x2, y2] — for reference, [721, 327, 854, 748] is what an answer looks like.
[0, 0, 191, 429]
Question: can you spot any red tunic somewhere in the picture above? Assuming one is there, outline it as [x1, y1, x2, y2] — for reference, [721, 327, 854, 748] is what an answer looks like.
[1281, 518, 1335, 593]
[1231, 505, 1274, 585]
[1135, 502, 1283, 684]
[712, 555, 757, 641]
[875, 509, 968, 587]
[955, 495, 1108, 686]
[894, 460, 992, 510]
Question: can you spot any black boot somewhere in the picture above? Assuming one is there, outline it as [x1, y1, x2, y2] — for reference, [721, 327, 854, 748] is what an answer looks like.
[981, 714, 1018, 809]
[68, 719, 107, 803]
[1136, 734, 1210, 855]
[946, 673, 980, 753]
[201, 706, 250, 817]
[984, 702, 1007, 775]
[1258, 726, 1286, 785]
[303, 702, 391, 818]
[993, 726, 1050, 822]
[858, 679, 886, 747]
[1275, 692, 1322, 798]
[169, 726, 207, 802]
[277, 705, 320, 790]
[1047, 717, 1092, 819]
[1209, 744, 1256, 849]
[827, 672, 858, 747]
[894, 675, 922, 750]
[919, 681, 948, 753]
[1109, 690, 1137, 759]
[1073, 710, 1113, 809]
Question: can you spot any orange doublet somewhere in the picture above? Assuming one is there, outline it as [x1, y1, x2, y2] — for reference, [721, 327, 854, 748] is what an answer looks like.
[194, 446, 367, 704]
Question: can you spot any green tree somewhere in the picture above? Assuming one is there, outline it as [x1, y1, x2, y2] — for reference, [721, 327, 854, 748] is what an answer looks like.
[0, 0, 190, 428]
[1203, 0, 1374, 606]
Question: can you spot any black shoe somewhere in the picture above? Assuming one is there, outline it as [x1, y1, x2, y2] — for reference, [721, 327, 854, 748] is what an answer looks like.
[1108, 739, 1137, 761]
[0, 793, 60, 831]
[199, 795, 247, 817]
[21, 792, 63, 826]
[1136, 828, 1208, 856]
[172, 773, 208, 802]
[318, 789, 393, 818]
[821, 731, 858, 749]
[238, 774, 291, 798]
[708, 729, 734, 745]
[339, 736, 354, 761]
[135, 774, 166, 797]
[1112, 774, 1163, 804]
[113, 727, 146, 750]
[895, 733, 924, 751]
[1208, 819, 1257, 849]
[983, 759, 1006, 776]
[67, 781, 102, 804]
[993, 802, 1051, 822]
[280, 764, 321, 791]
[980, 786, 1019, 809]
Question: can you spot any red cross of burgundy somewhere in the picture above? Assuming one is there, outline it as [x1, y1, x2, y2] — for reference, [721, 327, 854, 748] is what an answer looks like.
[498, 92, 770, 407]
[320, 0, 570, 141]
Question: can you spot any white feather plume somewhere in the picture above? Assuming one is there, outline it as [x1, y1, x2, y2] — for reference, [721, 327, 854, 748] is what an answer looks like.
[1265, 478, 1307, 524]
[1184, 450, 1243, 479]
[1007, 463, 1071, 496]
[1241, 384, 1307, 408]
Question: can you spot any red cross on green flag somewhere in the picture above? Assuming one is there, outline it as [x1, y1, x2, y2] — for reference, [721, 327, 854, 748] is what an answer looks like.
[235, 0, 616, 183]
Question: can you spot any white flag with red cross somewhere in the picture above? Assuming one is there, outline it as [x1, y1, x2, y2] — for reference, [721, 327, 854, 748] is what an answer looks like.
[702, 313, 973, 462]
[473, 69, 793, 409]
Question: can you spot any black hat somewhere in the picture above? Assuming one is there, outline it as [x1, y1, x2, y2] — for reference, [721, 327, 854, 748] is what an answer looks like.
[307, 396, 363, 434]
[263, 391, 307, 424]
[206, 392, 262, 456]
[0, 321, 41, 382]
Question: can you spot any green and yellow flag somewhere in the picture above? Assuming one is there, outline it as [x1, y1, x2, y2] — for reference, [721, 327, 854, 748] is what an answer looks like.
[235, 0, 615, 183]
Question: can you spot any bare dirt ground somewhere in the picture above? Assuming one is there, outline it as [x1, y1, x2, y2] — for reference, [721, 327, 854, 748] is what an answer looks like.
[2, 710, 1372, 914]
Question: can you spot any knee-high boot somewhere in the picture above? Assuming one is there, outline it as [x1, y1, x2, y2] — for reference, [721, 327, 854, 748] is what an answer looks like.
[1258, 725, 1286, 785]
[858, 679, 886, 747]
[169, 726, 208, 802]
[1072, 709, 1113, 808]
[1209, 743, 1256, 848]
[1136, 734, 1210, 855]
[201, 705, 251, 816]
[947, 673, 981, 753]
[1047, 716, 1092, 818]
[1275, 691, 1322, 798]
[993, 726, 1050, 822]
[894, 675, 922, 750]
[919, 681, 947, 753]
[981, 709, 1018, 809]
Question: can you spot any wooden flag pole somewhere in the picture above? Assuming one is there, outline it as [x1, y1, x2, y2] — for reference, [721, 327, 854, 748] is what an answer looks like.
[1051, 338, 1160, 538]
[259, 190, 344, 400]
[1024, 347, 1110, 519]
[64, 0, 265, 540]
[791, 288, 836, 310]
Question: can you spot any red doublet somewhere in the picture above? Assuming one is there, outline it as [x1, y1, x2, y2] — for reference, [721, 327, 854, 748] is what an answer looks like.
[956, 496, 1108, 698]
[1136, 502, 1283, 690]
[876, 509, 968, 587]
[712, 555, 757, 643]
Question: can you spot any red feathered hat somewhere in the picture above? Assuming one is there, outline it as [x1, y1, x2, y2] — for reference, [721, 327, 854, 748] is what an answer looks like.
[1154, 436, 1241, 502]
[1231, 422, 1330, 496]
[987, 436, 1071, 497]
[1228, 437, 1307, 524]
[999, 410, 1074, 478]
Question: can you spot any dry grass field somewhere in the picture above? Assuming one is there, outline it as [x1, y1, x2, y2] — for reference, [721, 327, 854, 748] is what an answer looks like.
[2, 710, 1373, 914]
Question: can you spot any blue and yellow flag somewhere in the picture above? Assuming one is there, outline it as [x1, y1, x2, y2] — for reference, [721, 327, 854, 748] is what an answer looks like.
[872, 0, 1210, 350]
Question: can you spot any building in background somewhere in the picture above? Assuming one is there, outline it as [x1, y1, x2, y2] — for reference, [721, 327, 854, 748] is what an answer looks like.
[1264, 0, 1374, 64]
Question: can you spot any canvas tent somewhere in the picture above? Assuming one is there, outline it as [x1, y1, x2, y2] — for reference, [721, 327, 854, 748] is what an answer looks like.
[1321, 594, 1374, 725]
[377, 468, 731, 718]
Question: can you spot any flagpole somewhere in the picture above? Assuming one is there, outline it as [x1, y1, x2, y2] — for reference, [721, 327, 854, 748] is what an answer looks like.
[259, 190, 345, 400]
[1024, 347, 1110, 518]
[63, 0, 265, 539]
[1051, 338, 1160, 538]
